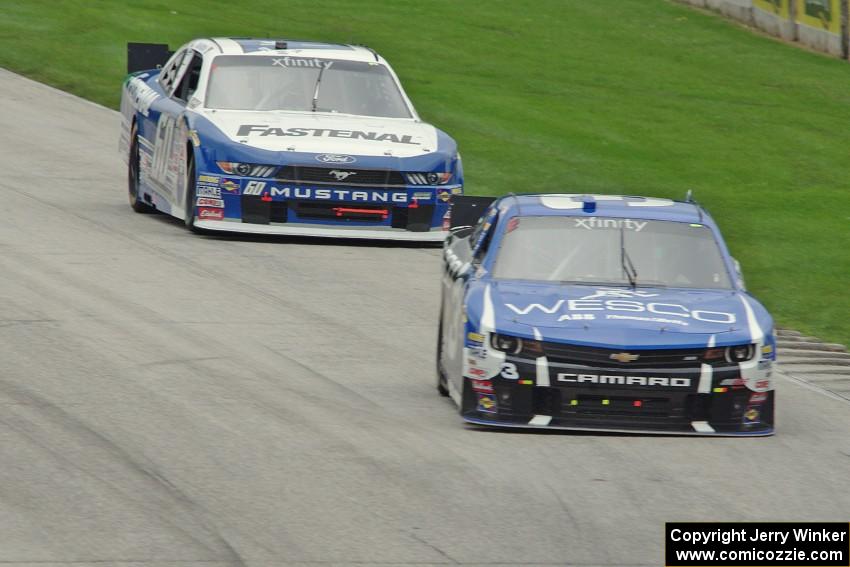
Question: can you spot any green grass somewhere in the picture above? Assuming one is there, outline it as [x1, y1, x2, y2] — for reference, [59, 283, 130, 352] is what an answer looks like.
[2, 0, 849, 346]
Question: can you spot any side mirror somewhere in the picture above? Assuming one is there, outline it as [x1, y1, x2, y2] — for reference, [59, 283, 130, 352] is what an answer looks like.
[127, 42, 174, 74]
[450, 196, 496, 228]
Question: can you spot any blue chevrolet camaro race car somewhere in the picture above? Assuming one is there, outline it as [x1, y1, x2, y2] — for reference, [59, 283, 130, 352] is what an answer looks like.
[438, 194, 776, 435]
[119, 38, 462, 240]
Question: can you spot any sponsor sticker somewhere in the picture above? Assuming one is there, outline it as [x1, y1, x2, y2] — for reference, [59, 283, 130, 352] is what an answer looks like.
[581, 289, 659, 300]
[413, 191, 432, 200]
[743, 407, 760, 423]
[467, 332, 485, 344]
[220, 178, 240, 192]
[236, 125, 418, 145]
[573, 217, 648, 232]
[437, 189, 451, 202]
[749, 392, 768, 404]
[606, 314, 688, 326]
[470, 379, 494, 393]
[199, 174, 220, 184]
[476, 393, 497, 413]
[559, 314, 595, 321]
[467, 346, 488, 359]
[198, 207, 224, 221]
[271, 57, 333, 69]
[196, 197, 224, 208]
[504, 293, 736, 325]
[196, 186, 222, 198]
[451, 187, 463, 195]
[127, 77, 160, 117]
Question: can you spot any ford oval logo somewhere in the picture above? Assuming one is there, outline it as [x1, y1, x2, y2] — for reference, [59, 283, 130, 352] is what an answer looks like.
[316, 154, 356, 164]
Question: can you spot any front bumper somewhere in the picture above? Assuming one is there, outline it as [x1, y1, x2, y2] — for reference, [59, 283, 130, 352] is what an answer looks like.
[193, 171, 458, 240]
[194, 218, 447, 242]
[463, 416, 774, 436]
[461, 385, 775, 436]
[460, 349, 776, 436]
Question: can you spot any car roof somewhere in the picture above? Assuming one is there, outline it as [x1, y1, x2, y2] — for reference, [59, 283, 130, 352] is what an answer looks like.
[494, 194, 706, 224]
[200, 37, 383, 63]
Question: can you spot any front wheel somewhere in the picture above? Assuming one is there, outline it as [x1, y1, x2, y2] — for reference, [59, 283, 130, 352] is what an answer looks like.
[184, 151, 203, 233]
[436, 314, 450, 397]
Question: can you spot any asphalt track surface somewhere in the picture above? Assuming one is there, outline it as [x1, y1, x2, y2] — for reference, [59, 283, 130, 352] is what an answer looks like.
[1, 68, 850, 567]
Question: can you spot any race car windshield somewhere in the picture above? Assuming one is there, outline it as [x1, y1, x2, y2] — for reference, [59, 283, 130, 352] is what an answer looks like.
[205, 56, 412, 118]
[493, 216, 733, 289]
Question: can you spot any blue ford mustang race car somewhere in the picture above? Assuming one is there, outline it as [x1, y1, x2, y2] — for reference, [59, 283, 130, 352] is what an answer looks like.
[119, 38, 462, 240]
[437, 194, 776, 435]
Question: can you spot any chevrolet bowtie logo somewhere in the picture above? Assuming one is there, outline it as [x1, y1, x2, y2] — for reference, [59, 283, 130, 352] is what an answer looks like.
[610, 352, 640, 363]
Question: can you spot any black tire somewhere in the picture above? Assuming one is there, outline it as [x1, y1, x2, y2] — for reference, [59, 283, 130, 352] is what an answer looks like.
[184, 150, 203, 234]
[436, 313, 450, 397]
[128, 124, 154, 213]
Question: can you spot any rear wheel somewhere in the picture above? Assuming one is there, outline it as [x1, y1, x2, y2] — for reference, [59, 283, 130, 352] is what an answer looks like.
[128, 124, 154, 213]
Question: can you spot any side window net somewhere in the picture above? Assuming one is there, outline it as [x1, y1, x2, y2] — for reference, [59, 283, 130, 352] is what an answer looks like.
[472, 210, 498, 262]
[158, 50, 183, 93]
[174, 52, 202, 101]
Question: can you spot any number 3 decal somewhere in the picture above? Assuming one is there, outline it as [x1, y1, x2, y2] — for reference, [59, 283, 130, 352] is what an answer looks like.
[500, 362, 519, 380]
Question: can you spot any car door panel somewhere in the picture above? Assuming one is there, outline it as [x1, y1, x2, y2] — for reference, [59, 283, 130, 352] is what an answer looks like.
[442, 234, 474, 394]
[142, 48, 193, 215]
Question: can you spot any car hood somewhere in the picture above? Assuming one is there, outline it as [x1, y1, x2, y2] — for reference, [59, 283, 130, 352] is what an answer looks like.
[480, 281, 768, 349]
[195, 109, 439, 158]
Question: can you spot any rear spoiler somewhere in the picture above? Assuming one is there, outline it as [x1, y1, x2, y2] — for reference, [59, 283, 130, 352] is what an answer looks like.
[449, 195, 497, 228]
[127, 42, 173, 74]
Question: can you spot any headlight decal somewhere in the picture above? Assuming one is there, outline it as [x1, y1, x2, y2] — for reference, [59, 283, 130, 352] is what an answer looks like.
[405, 172, 452, 185]
[216, 161, 278, 178]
